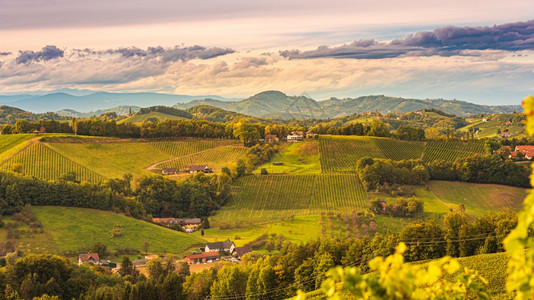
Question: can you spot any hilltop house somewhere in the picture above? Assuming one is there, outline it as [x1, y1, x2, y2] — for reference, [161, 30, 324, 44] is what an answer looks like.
[161, 168, 177, 175]
[205, 239, 236, 253]
[183, 165, 213, 174]
[513, 145, 534, 160]
[184, 252, 221, 264]
[78, 253, 101, 266]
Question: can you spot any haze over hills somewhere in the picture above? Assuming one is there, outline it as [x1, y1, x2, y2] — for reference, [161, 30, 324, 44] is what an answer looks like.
[0, 92, 237, 113]
[0, 90, 523, 118]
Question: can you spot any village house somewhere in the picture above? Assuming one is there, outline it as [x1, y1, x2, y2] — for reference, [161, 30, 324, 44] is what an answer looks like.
[144, 254, 159, 260]
[286, 131, 304, 142]
[184, 252, 221, 264]
[183, 165, 213, 174]
[513, 145, 534, 160]
[205, 240, 236, 253]
[161, 168, 177, 175]
[232, 246, 252, 259]
[78, 253, 101, 266]
[305, 130, 314, 138]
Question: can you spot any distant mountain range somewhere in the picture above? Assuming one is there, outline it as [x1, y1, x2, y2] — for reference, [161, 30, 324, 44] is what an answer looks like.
[174, 91, 522, 118]
[0, 92, 236, 113]
[0, 90, 523, 118]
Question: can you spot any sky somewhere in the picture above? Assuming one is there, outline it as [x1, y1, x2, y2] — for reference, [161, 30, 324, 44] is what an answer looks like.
[0, 0, 533, 105]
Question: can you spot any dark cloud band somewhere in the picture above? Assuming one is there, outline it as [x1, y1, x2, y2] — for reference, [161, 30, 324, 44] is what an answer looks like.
[281, 20, 534, 59]
[16, 45, 64, 64]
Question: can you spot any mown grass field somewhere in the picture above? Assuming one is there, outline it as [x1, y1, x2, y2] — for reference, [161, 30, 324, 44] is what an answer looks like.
[422, 139, 485, 162]
[215, 174, 367, 222]
[0, 134, 34, 155]
[13, 206, 205, 255]
[156, 146, 248, 173]
[416, 181, 527, 217]
[0, 143, 106, 183]
[254, 141, 321, 174]
[319, 136, 424, 172]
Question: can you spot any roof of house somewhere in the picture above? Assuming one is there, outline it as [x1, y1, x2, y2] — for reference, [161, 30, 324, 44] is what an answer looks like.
[510, 151, 518, 157]
[233, 246, 252, 258]
[145, 254, 159, 260]
[184, 165, 210, 171]
[525, 151, 534, 158]
[162, 168, 177, 172]
[185, 252, 221, 260]
[182, 218, 202, 224]
[79, 253, 100, 263]
[152, 217, 202, 224]
[516, 145, 534, 152]
[206, 240, 235, 250]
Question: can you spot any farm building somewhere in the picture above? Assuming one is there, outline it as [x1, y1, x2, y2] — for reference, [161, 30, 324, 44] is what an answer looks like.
[232, 246, 252, 258]
[183, 165, 213, 173]
[161, 168, 177, 175]
[184, 252, 221, 264]
[205, 240, 235, 253]
[78, 253, 101, 266]
[265, 134, 278, 143]
[144, 254, 159, 260]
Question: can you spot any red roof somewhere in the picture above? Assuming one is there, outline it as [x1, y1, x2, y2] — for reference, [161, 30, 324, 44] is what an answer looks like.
[516, 145, 534, 152]
[79, 253, 100, 263]
[525, 151, 534, 158]
[510, 151, 518, 158]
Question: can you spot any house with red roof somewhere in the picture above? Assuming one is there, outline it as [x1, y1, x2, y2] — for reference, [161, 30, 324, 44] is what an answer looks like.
[184, 252, 221, 264]
[78, 253, 101, 266]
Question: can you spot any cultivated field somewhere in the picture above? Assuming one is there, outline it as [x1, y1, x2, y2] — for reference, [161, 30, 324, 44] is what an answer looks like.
[0, 143, 106, 183]
[156, 145, 248, 172]
[319, 136, 424, 172]
[150, 139, 239, 157]
[422, 139, 485, 162]
[216, 174, 367, 221]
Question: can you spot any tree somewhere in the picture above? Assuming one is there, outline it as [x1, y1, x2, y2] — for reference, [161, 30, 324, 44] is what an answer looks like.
[59, 171, 79, 183]
[425, 127, 441, 140]
[234, 121, 261, 147]
[367, 121, 390, 137]
[90, 242, 107, 258]
[210, 265, 248, 298]
[146, 257, 164, 282]
[120, 256, 134, 277]
[71, 118, 78, 135]
[143, 241, 150, 255]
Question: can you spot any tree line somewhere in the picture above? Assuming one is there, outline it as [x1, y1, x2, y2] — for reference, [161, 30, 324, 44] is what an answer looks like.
[357, 154, 530, 189]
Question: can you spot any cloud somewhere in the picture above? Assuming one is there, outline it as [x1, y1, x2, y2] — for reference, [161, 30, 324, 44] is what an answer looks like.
[281, 20, 534, 59]
[16, 45, 64, 64]
[104, 45, 234, 62]
[0, 52, 11, 56]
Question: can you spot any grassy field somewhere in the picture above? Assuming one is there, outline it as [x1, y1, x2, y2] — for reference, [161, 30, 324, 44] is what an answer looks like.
[156, 146, 248, 173]
[422, 139, 485, 162]
[215, 174, 367, 222]
[416, 181, 527, 217]
[0, 134, 34, 155]
[0, 143, 106, 183]
[254, 141, 321, 174]
[47, 141, 173, 179]
[0, 206, 206, 256]
[319, 136, 424, 172]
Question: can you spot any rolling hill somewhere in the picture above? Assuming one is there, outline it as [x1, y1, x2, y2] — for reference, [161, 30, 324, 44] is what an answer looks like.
[0, 206, 205, 256]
